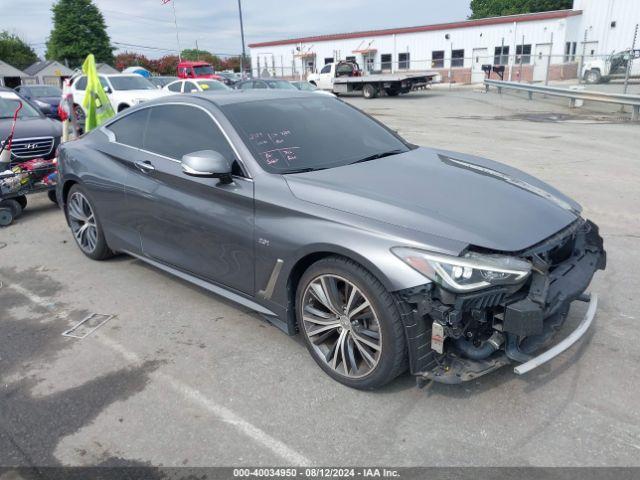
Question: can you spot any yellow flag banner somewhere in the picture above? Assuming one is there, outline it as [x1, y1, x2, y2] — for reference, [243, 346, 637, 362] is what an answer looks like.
[81, 54, 115, 131]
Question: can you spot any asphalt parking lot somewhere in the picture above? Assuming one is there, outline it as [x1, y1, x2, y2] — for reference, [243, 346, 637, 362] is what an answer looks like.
[1, 88, 639, 468]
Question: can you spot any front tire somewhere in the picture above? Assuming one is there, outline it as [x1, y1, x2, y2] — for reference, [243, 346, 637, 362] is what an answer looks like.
[66, 184, 113, 260]
[296, 256, 407, 390]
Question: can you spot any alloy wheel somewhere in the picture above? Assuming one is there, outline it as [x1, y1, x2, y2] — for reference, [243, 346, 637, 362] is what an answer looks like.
[301, 274, 382, 378]
[68, 192, 98, 253]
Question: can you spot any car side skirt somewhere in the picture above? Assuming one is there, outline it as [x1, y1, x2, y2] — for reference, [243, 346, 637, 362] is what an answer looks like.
[124, 251, 278, 318]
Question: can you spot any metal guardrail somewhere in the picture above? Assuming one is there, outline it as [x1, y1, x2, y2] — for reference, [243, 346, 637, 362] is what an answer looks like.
[484, 79, 640, 121]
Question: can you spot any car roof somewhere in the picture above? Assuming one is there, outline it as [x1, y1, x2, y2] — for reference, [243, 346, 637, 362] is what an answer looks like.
[152, 89, 316, 107]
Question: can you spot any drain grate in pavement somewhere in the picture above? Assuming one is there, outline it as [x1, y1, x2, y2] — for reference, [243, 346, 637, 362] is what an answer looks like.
[62, 313, 114, 339]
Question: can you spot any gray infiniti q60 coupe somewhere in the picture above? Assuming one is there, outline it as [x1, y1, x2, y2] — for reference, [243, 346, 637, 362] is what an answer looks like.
[57, 91, 605, 389]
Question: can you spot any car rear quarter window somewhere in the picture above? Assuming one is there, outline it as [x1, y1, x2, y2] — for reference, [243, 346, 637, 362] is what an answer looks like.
[143, 105, 235, 162]
[167, 82, 182, 92]
[105, 109, 150, 148]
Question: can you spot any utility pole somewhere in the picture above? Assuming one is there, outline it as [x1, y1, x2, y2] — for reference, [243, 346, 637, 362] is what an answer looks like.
[171, 0, 182, 61]
[623, 24, 639, 95]
[579, 28, 588, 84]
[545, 32, 554, 86]
[238, 0, 247, 76]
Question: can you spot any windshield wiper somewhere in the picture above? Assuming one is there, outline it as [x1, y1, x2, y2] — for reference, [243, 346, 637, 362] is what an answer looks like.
[349, 149, 406, 165]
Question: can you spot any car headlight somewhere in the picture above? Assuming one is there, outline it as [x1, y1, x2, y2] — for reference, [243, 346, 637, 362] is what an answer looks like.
[392, 247, 531, 293]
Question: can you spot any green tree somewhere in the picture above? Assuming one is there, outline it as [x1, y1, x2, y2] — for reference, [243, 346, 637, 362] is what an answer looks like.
[46, 0, 113, 68]
[470, 0, 573, 19]
[0, 31, 38, 70]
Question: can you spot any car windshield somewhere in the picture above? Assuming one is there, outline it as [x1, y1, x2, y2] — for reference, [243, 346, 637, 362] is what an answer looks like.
[28, 86, 62, 97]
[109, 76, 155, 91]
[265, 80, 297, 90]
[0, 95, 42, 118]
[222, 97, 409, 174]
[193, 65, 215, 75]
[197, 80, 230, 91]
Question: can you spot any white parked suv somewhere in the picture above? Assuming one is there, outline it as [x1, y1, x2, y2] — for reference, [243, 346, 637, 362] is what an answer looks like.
[70, 74, 169, 121]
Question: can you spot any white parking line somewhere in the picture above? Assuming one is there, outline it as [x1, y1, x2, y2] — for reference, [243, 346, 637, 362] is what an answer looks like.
[4, 279, 312, 466]
[99, 336, 312, 466]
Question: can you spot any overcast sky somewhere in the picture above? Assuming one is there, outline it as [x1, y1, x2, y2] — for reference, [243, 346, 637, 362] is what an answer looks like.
[1, 0, 471, 59]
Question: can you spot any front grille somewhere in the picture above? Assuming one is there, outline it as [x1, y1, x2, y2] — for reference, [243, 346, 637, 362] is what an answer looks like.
[7, 137, 55, 160]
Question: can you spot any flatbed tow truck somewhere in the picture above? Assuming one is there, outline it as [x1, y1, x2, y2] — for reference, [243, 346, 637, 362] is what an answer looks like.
[307, 61, 441, 99]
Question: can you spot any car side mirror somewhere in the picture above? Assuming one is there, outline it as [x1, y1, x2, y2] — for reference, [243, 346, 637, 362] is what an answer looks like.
[181, 150, 233, 183]
[103, 86, 112, 94]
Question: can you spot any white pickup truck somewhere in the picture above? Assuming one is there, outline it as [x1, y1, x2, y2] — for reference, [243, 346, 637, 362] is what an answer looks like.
[582, 49, 640, 84]
[307, 61, 441, 99]
[69, 74, 169, 122]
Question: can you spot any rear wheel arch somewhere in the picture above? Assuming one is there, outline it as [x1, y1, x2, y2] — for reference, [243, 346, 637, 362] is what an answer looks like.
[61, 179, 78, 208]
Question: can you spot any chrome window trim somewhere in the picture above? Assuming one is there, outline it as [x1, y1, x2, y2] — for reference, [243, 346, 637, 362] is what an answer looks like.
[101, 101, 252, 179]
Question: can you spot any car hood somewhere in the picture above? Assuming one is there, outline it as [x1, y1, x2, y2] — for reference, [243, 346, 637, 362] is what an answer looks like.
[284, 147, 582, 252]
[0, 116, 62, 141]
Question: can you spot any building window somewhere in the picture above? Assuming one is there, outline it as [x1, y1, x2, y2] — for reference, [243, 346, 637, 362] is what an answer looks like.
[398, 52, 410, 70]
[431, 51, 444, 68]
[494, 46, 509, 65]
[451, 49, 465, 68]
[345, 56, 356, 63]
[324, 57, 334, 65]
[564, 42, 577, 62]
[381, 54, 392, 70]
[611, 21, 617, 28]
[515, 44, 531, 64]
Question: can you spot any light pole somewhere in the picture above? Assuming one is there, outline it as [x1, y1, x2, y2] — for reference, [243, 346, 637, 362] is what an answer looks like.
[238, 0, 247, 76]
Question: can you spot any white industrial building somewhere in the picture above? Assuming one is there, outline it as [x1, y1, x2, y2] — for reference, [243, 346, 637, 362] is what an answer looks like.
[249, 0, 640, 83]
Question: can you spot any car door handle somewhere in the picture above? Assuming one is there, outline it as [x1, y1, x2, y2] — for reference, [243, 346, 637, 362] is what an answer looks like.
[134, 160, 155, 172]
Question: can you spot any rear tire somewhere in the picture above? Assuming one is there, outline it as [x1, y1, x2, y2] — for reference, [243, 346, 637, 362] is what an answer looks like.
[385, 88, 400, 97]
[66, 184, 113, 260]
[47, 190, 58, 204]
[363, 84, 378, 99]
[296, 256, 407, 390]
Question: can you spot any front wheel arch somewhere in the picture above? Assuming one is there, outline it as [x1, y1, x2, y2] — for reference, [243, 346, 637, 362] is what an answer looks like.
[285, 250, 395, 332]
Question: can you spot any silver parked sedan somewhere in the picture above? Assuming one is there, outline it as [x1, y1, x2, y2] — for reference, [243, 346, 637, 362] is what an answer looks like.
[56, 91, 605, 389]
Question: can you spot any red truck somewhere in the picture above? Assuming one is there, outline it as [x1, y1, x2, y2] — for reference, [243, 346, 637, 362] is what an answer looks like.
[177, 61, 223, 81]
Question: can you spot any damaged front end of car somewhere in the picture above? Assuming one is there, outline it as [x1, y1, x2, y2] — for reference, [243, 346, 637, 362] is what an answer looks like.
[394, 218, 606, 386]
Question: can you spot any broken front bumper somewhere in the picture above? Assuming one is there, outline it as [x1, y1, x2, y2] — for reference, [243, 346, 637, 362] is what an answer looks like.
[397, 219, 606, 386]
